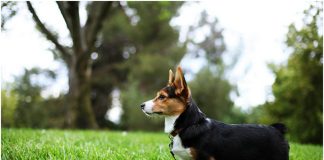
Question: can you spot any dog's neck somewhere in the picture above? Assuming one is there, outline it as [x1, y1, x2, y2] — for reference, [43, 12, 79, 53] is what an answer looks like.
[164, 99, 206, 134]
[164, 115, 179, 133]
[173, 100, 206, 131]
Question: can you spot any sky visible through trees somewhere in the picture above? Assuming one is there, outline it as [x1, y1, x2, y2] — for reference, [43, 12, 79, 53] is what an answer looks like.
[1, 1, 322, 144]
[2, 1, 311, 110]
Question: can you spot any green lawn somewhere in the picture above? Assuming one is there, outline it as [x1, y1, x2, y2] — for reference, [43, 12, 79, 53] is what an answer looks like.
[2, 128, 322, 160]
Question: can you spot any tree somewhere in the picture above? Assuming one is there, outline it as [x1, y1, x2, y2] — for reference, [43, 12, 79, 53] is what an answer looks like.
[65, 2, 186, 129]
[1, 87, 18, 127]
[119, 2, 186, 130]
[90, 5, 133, 127]
[265, 4, 323, 144]
[1, 68, 67, 128]
[10, 68, 56, 128]
[186, 11, 238, 123]
[187, 10, 226, 66]
[189, 67, 234, 121]
[26, 1, 118, 128]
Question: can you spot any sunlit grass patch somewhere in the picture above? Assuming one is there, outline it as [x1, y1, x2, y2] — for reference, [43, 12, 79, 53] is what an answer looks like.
[1, 128, 322, 160]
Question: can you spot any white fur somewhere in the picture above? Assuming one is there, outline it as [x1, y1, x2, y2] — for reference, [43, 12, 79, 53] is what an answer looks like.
[172, 135, 192, 160]
[165, 115, 192, 159]
[142, 100, 154, 113]
[164, 115, 179, 133]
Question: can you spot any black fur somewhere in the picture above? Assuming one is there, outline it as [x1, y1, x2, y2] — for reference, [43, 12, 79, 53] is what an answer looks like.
[173, 98, 289, 160]
[164, 86, 177, 98]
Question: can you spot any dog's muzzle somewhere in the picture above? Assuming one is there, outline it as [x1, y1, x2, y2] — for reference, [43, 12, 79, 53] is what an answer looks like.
[140, 100, 154, 115]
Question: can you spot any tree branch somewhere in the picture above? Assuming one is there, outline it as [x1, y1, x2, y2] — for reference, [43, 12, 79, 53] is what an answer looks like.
[83, 2, 113, 54]
[56, 2, 73, 33]
[26, 1, 71, 63]
[67, 2, 83, 54]
[57, 2, 83, 55]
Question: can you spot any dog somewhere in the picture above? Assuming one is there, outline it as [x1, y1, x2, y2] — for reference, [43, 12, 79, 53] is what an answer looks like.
[140, 66, 289, 160]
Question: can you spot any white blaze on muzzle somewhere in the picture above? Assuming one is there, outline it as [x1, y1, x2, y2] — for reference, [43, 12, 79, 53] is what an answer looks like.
[141, 99, 154, 114]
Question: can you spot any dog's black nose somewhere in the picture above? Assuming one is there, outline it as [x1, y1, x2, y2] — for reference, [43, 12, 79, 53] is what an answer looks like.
[140, 103, 145, 110]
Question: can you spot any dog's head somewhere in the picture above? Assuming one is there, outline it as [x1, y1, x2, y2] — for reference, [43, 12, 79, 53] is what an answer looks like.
[140, 66, 191, 116]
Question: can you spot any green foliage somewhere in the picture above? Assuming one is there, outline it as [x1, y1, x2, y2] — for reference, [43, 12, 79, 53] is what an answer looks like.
[189, 66, 234, 122]
[12, 68, 48, 128]
[90, 2, 186, 129]
[1, 68, 66, 128]
[1, 1, 17, 30]
[245, 104, 272, 124]
[264, 5, 323, 144]
[187, 10, 226, 65]
[39, 96, 66, 128]
[224, 107, 249, 124]
[1, 88, 18, 127]
[127, 1, 183, 48]
[185, 11, 240, 123]
[2, 2, 238, 130]
[121, 81, 164, 131]
[2, 2, 187, 129]
[117, 2, 186, 130]
[2, 129, 323, 160]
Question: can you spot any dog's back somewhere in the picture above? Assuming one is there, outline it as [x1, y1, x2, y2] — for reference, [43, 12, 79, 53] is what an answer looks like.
[180, 119, 289, 160]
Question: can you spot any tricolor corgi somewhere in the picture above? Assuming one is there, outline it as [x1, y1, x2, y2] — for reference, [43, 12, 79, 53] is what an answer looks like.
[140, 66, 289, 160]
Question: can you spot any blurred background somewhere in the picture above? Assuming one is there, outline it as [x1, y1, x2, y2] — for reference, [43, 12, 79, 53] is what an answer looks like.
[1, 1, 322, 144]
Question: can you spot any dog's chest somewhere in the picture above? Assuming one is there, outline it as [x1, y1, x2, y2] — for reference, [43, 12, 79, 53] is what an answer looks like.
[171, 135, 192, 160]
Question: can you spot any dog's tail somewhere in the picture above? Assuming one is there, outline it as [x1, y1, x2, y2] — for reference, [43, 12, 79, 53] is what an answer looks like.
[271, 123, 287, 135]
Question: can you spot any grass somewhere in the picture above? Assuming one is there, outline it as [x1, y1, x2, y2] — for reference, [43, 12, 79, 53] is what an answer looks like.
[2, 128, 323, 160]
[289, 143, 323, 160]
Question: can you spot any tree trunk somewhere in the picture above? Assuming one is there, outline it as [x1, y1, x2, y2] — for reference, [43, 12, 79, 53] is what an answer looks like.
[65, 55, 98, 129]
[27, 1, 113, 129]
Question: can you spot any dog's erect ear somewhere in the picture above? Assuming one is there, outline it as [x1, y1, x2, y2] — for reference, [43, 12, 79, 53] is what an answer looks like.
[168, 69, 174, 85]
[174, 66, 190, 99]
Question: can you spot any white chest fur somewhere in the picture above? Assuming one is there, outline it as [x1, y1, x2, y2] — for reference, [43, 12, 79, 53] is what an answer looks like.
[172, 135, 192, 159]
[165, 116, 192, 160]
[164, 115, 178, 133]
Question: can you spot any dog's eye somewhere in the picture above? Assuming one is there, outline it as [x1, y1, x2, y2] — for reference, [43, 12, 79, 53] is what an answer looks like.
[158, 95, 166, 100]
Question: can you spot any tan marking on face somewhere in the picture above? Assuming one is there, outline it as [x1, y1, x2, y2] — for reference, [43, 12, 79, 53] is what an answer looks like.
[151, 89, 186, 116]
[159, 90, 168, 97]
